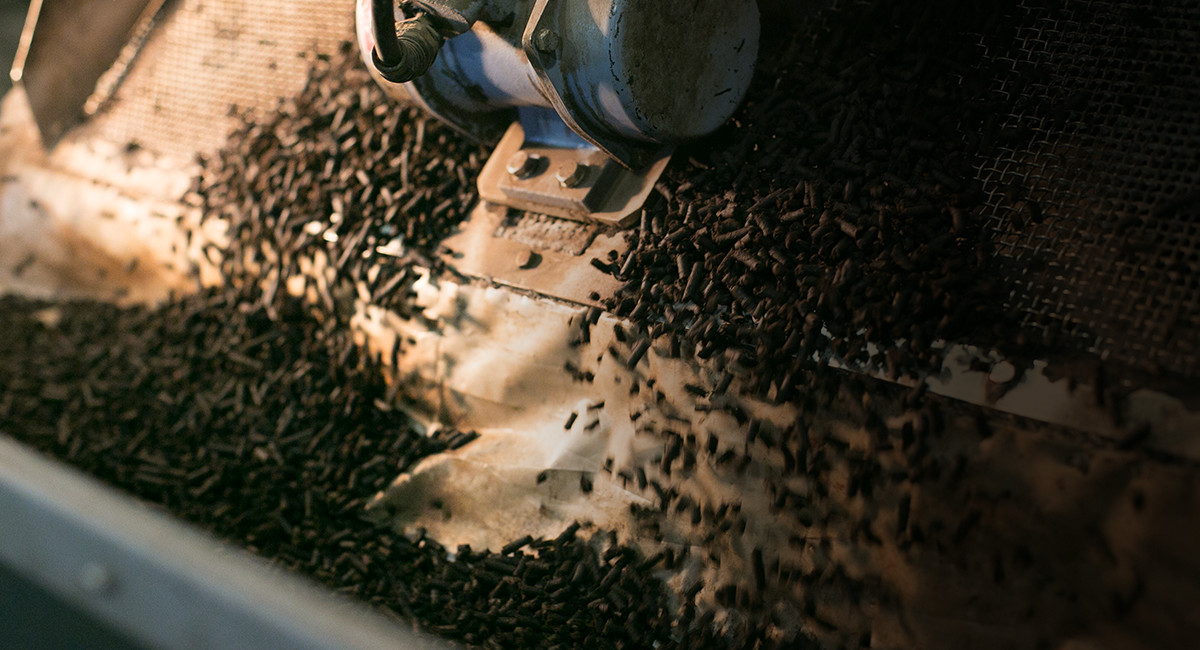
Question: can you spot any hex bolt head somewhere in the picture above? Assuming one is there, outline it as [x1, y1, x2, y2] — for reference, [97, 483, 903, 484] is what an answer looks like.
[532, 28, 561, 54]
[506, 151, 544, 179]
[555, 162, 591, 188]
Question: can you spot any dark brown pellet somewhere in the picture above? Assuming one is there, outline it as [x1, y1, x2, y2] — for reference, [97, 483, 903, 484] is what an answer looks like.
[627, 340, 650, 369]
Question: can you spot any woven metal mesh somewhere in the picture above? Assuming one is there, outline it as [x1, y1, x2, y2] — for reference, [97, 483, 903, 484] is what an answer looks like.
[68, 0, 355, 159]
[977, 0, 1200, 376]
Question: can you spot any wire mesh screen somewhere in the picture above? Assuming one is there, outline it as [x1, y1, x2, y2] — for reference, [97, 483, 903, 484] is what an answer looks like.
[69, 0, 355, 159]
[977, 0, 1200, 377]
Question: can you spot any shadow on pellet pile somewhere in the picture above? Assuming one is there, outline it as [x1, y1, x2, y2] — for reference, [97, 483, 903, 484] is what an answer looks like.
[606, 0, 1016, 396]
[894, 408, 1200, 649]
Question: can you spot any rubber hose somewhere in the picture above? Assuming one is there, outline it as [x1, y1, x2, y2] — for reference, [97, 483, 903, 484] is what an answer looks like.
[371, 1, 443, 83]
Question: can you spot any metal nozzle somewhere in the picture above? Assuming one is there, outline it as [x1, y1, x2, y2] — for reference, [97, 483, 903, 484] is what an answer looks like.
[371, 2, 443, 84]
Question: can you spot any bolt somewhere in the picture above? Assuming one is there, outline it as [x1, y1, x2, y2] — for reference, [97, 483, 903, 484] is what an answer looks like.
[506, 151, 543, 179]
[555, 162, 590, 188]
[532, 28, 561, 54]
[516, 250, 542, 269]
[78, 563, 116, 596]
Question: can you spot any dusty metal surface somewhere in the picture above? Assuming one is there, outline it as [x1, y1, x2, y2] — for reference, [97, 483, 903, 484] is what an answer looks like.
[437, 201, 625, 305]
[0, 90, 198, 304]
[351, 269, 1200, 649]
[11, 0, 156, 145]
[476, 120, 670, 226]
[827, 342, 1200, 463]
[493, 210, 598, 256]
[353, 269, 808, 624]
[0, 435, 449, 650]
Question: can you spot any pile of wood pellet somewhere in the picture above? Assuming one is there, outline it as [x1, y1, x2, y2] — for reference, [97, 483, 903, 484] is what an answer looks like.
[188, 42, 486, 320]
[0, 42, 777, 649]
[0, 288, 716, 648]
[602, 2, 1012, 395]
[4, 2, 1197, 649]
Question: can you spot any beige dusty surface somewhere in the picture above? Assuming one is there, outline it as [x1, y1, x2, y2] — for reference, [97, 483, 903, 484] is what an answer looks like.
[0, 89, 198, 303]
[352, 267, 1200, 650]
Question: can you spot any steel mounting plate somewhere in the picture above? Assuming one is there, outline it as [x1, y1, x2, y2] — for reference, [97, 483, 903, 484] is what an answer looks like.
[477, 121, 670, 228]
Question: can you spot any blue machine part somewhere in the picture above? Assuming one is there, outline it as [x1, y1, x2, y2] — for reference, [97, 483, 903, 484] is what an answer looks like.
[357, 0, 759, 169]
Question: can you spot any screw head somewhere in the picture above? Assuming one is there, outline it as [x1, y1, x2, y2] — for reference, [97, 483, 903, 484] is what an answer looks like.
[555, 162, 590, 188]
[505, 151, 543, 179]
[532, 28, 561, 54]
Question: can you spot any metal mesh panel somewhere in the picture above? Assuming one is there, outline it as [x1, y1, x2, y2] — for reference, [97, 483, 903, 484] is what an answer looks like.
[69, 0, 355, 159]
[977, 1, 1200, 376]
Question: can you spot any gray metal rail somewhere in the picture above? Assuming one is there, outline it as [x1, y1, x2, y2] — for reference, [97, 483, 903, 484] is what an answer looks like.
[0, 434, 449, 650]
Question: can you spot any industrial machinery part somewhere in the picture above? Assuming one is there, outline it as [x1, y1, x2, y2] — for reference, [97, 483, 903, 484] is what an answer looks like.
[0, 435, 448, 650]
[356, 0, 759, 225]
[11, 0, 175, 146]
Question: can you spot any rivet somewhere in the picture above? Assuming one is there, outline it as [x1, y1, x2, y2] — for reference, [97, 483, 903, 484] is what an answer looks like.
[516, 250, 542, 269]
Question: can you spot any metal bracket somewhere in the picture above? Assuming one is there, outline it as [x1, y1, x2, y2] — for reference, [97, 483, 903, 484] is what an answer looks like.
[477, 111, 670, 227]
